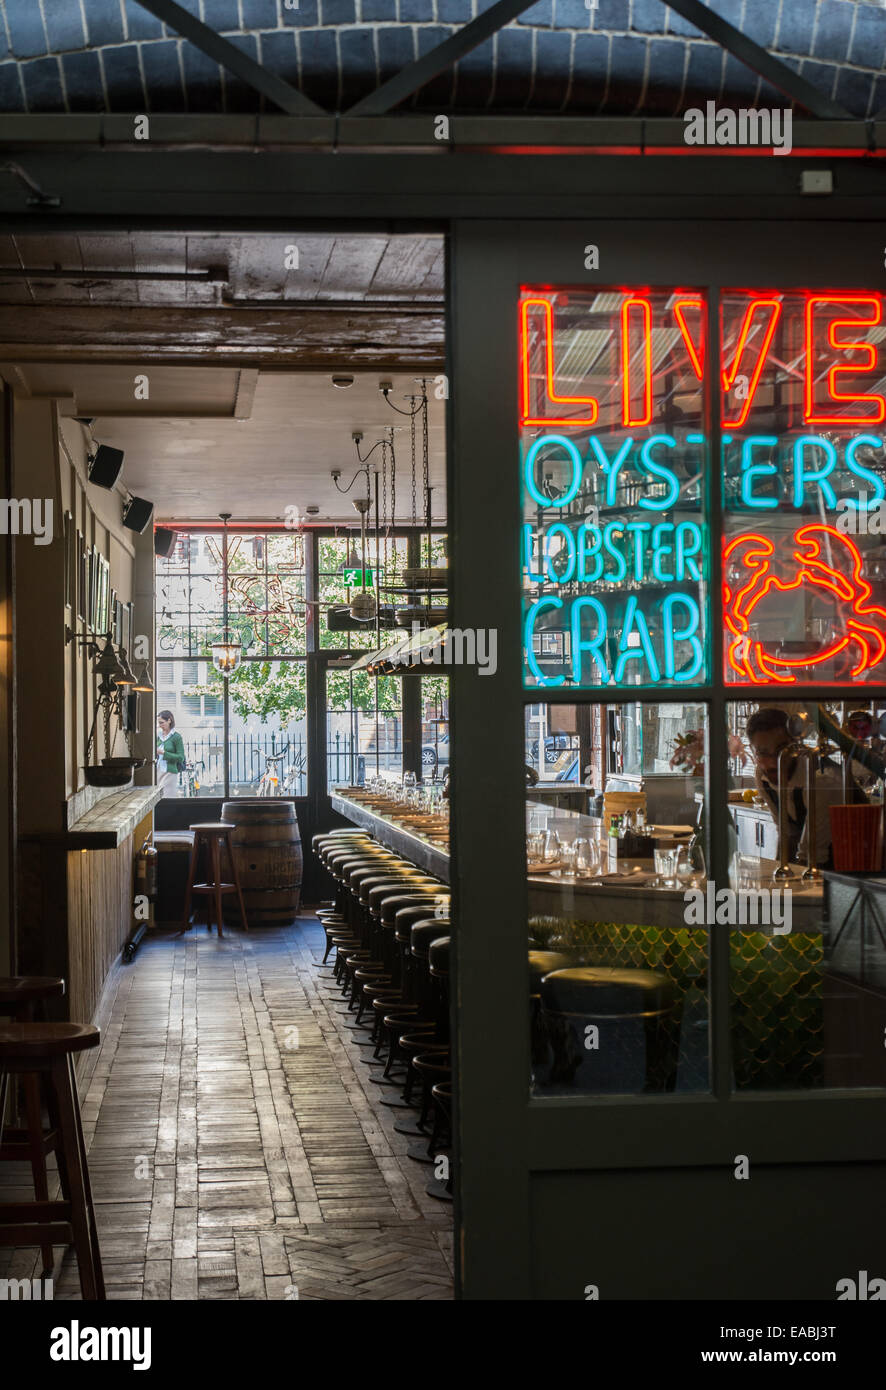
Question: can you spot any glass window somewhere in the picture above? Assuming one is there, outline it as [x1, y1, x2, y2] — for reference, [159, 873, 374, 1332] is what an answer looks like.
[420, 675, 449, 779]
[155, 528, 308, 795]
[722, 290, 886, 688]
[527, 701, 710, 1097]
[520, 288, 709, 691]
[326, 668, 403, 787]
[318, 534, 413, 652]
[726, 697, 886, 1090]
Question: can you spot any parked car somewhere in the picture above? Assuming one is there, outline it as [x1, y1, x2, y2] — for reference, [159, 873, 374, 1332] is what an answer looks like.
[529, 734, 575, 766]
[421, 732, 450, 771]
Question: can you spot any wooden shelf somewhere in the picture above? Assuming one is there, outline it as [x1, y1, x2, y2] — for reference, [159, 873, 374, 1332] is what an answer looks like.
[28, 787, 163, 850]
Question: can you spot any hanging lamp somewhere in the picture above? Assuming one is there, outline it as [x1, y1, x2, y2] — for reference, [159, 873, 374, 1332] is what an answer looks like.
[349, 489, 377, 622]
[211, 512, 242, 676]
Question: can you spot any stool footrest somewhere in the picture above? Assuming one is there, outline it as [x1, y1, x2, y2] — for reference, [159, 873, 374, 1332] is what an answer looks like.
[0, 1198, 72, 1223]
[0, 1222, 73, 1247]
[0, 1128, 57, 1158]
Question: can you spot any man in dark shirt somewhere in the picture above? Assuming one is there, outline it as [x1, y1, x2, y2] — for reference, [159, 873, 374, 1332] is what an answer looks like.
[746, 707, 867, 868]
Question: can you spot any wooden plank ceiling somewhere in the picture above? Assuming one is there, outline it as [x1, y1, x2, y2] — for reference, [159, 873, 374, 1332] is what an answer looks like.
[0, 232, 445, 369]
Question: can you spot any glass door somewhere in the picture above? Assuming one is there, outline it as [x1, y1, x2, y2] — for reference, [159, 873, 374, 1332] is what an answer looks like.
[449, 219, 886, 1301]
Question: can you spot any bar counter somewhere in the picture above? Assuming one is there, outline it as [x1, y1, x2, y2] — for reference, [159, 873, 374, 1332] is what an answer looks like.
[329, 790, 825, 930]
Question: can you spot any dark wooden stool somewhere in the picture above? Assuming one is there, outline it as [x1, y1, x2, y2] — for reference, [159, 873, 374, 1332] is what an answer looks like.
[0, 976, 66, 1274]
[181, 823, 249, 937]
[0, 1022, 104, 1300]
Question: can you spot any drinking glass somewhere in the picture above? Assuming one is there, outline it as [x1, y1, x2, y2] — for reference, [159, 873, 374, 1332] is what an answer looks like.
[653, 847, 678, 888]
[674, 847, 696, 890]
[543, 829, 561, 863]
[527, 832, 545, 862]
[559, 840, 577, 877]
[574, 836, 599, 879]
[403, 771, 416, 791]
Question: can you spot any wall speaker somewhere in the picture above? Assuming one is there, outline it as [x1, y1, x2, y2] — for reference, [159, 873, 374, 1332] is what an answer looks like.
[122, 496, 154, 534]
[154, 527, 177, 558]
[87, 444, 124, 489]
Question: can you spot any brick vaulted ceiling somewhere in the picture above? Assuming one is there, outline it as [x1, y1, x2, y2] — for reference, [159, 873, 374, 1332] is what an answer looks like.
[0, 0, 885, 120]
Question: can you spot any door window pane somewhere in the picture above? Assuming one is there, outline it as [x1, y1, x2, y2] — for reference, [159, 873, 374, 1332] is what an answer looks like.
[520, 288, 709, 691]
[528, 701, 710, 1097]
[727, 697, 886, 1089]
[722, 290, 886, 687]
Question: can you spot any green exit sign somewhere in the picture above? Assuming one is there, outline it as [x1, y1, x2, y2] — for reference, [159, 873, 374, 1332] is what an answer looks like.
[343, 568, 375, 587]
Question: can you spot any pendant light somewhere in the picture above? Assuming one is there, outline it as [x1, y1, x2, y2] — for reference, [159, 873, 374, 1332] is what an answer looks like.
[349, 492, 377, 622]
[211, 512, 242, 676]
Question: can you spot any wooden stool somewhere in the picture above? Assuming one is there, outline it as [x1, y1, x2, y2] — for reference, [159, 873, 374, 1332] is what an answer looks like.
[0, 1022, 104, 1300]
[0, 976, 66, 1274]
[180, 823, 249, 937]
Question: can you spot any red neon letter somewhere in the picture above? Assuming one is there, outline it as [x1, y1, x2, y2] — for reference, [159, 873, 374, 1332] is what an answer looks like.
[804, 296, 886, 426]
[722, 298, 781, 428]
[723, 523, 886, 684]
[673, 298, 705, 379]
[519, 297, 599, 427]
[621, 298, 653, 427]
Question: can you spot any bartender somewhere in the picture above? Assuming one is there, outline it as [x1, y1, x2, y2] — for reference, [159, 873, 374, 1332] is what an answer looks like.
[746, 707, 867, 868]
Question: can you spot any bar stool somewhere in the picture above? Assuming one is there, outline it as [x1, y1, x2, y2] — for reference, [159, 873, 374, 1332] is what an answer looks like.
[181, 823, 249, 937]
[0, 1022, 105, 1300]
[539, 967, 678, 1092]
[0, 976, 66, 1273]
[528, 951, 572, 1070]
[427, 1081, 453, 1202]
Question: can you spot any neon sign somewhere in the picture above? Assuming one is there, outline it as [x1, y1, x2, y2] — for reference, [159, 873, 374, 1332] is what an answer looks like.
[521, 287, 886, 690]
[723, 525, 886, 684]
[520, 291, 886, 430]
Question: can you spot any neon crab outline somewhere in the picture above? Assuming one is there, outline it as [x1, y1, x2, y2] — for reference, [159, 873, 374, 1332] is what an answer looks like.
[723, 523, 886, 684]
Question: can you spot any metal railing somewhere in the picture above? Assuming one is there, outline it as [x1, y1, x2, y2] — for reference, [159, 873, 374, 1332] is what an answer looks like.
[173, 731, 402, 796]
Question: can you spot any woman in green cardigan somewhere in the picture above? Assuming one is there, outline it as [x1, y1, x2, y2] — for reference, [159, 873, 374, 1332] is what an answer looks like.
[157, 710, 186, 798]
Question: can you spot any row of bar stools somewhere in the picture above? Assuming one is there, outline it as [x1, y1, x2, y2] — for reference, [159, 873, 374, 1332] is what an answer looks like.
[311, 834, 452, 1126]
[181, 822, 250, 937]
[0, 976, 105, 1299]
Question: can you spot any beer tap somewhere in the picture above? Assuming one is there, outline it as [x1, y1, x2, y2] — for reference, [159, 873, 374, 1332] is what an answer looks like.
[772, 737, 800, 884]
[775, 711, 833, 885]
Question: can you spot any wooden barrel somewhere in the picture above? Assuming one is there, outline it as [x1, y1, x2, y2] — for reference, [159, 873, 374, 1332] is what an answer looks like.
[221, 800, 302, 926]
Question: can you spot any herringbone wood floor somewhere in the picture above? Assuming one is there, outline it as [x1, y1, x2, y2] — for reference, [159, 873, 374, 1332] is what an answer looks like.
[0, 915, 453, 1300]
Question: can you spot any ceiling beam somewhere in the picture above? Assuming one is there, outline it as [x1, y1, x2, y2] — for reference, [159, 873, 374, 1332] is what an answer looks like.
[663, 0, 851, 120]
[345, 0, 542, 116]
[132, 0, 326, 117]
[0, 304, 445, 371]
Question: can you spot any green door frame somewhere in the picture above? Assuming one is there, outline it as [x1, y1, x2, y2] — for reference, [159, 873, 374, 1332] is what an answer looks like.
[448, 217, 886, 1300]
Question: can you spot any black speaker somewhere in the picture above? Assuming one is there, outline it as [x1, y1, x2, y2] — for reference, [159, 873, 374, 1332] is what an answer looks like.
[87, 444, 124, 489]
[154, 526, 177, 558]
[122, 496, 154, 534]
